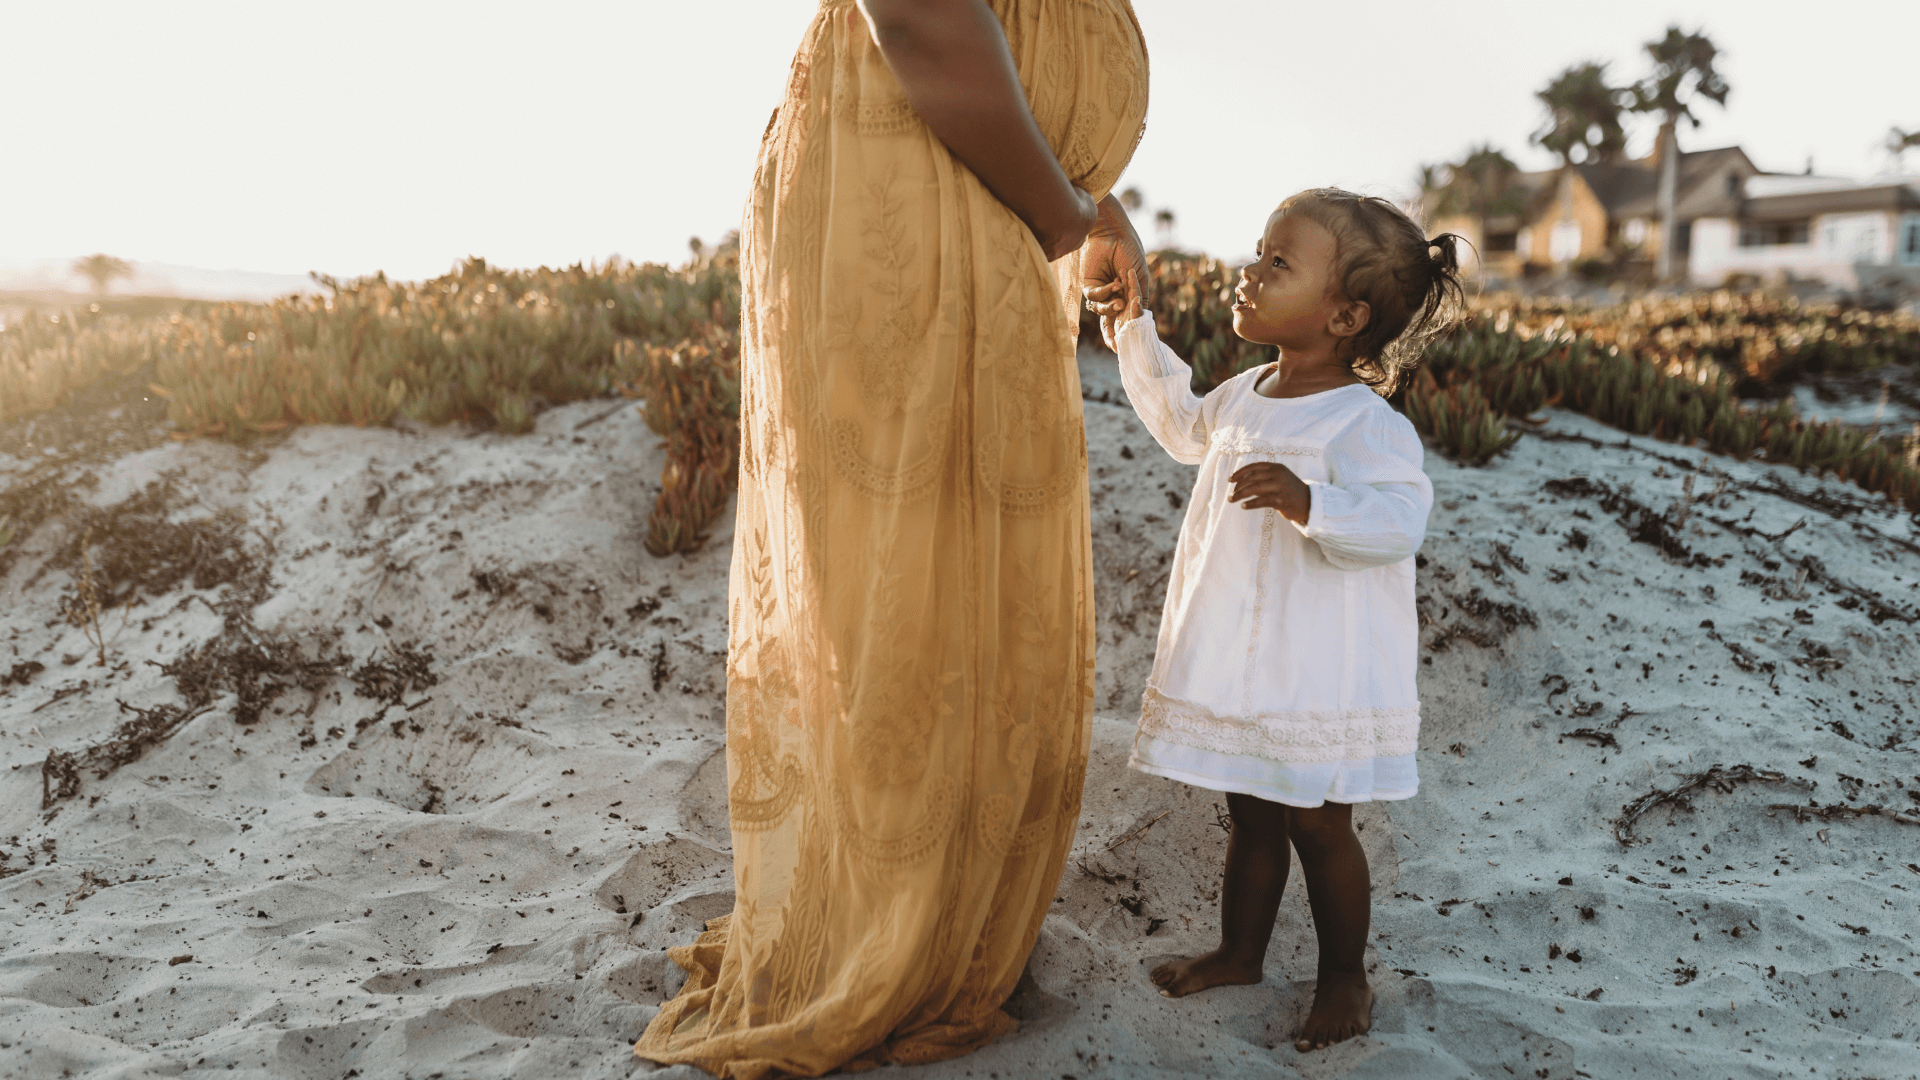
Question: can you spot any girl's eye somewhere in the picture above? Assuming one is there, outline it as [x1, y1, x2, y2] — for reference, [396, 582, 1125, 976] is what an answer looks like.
[1271, 256, 1286, 268]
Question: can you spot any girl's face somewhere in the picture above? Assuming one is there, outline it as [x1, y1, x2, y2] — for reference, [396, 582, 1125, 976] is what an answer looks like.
[1231, 210, 1357, 351]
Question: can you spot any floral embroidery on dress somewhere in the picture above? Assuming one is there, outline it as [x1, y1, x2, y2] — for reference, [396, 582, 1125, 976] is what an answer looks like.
[830, 774, 961, 867]
[849, 666, 958, 786]
[828, 408, 951, 504]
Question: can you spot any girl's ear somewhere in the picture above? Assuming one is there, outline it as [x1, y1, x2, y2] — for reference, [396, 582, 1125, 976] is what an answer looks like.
[1327, 299, 1370, 341]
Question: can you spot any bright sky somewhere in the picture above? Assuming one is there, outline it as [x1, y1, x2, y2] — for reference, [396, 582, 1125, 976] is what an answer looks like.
[4, 0, 1914, 283]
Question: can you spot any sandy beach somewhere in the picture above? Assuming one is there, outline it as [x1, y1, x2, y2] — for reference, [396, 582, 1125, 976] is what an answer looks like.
[4, 348, 1919, 1080]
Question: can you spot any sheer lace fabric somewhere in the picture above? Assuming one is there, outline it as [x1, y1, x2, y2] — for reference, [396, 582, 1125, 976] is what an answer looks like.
[633, 3, 1148, 1078]
[1110, 313, 1431, 808]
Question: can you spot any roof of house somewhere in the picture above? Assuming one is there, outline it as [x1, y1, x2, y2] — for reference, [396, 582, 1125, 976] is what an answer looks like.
[1574, 163, 1660, 216]
[1506, 146, 1761, 227]
[1745, 174, 1877, 198]
[1608, 146, 1759, 220]
[1744, 182, 1920, 221]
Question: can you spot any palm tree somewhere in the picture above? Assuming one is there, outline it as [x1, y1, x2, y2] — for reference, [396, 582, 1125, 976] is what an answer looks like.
[1629, 26, 1729, 280]
[1153, 208, 1176, 249]
[1532, 63, 1629, 169]
[71, 253, 132, 297]
[1119, 187, 1144, 213]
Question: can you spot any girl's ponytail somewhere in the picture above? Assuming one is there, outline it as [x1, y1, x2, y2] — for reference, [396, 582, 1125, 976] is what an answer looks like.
[1427, 232, 1465, 280]
[1399, 232, 1469, 377]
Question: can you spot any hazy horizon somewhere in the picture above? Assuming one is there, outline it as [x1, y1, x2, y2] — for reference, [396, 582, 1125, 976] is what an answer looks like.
[5, 0, 1915, 285]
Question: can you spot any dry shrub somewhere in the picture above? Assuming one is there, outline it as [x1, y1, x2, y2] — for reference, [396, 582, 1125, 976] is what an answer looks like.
[0, 309, 168, 424]
[1424, 313, 1920, 510]
[617, 327, 741, 555]
[1470, 291, 1920, 390]
[4, 255, 744, 556]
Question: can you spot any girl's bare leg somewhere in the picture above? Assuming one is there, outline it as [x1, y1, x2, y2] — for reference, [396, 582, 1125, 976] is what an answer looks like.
[1286, 801, 1373, 1050]
[1149, 791, 1290, 997]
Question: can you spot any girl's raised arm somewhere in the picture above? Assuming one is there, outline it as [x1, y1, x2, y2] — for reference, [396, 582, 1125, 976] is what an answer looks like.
[1111, 312, 1213, 465]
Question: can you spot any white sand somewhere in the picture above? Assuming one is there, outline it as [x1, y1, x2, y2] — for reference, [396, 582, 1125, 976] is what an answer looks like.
[4, 352, 1919, 1079]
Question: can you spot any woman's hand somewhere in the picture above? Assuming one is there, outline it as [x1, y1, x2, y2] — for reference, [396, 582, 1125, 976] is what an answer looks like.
[1228, 462, 1312, 525]
[1081, 193, 1149, 311]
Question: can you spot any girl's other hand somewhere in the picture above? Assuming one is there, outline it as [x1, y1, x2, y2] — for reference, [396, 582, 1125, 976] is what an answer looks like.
[1228, 461, 1311, 525]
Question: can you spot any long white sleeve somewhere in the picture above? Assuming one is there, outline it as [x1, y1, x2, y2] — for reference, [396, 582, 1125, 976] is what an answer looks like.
[1112, 312, 1213, 465]
[1296, 405, 1433, 570]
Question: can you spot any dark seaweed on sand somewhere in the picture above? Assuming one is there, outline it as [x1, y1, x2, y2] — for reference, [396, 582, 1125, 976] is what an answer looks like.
[350, 642, 437, 707]
[1542, 476, 1713, 566]
[1766, 802, 1920, 828]
[40, 700, 213, 809]
[1612, 764, 1811, 846]
[30, 476, 374, 809]
[37, 474, 257, 610]
[0, 467, 95, 580]
[1420, 576, 1539, 654]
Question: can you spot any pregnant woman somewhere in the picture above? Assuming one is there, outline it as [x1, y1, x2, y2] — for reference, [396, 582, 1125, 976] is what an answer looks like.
[635, 1, 1148, 1076]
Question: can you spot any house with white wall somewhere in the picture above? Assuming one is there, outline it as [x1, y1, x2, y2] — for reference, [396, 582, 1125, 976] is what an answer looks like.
[1688, 175, 1920, 288]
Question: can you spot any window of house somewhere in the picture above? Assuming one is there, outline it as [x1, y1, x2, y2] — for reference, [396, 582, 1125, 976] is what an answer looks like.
[1484, 231, 1517, 253]
[1903, 215, 1920, 266]
[1738, 220, 1810, 247]
[1624, 218, 1649, 246]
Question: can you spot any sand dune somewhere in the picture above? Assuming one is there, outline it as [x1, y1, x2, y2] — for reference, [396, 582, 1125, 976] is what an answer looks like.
[3, 352, 1918, 1079]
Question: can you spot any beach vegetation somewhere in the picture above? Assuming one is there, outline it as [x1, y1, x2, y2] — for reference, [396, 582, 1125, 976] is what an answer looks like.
[6, 250, 1918, 567]
[4, 256, 741, 555]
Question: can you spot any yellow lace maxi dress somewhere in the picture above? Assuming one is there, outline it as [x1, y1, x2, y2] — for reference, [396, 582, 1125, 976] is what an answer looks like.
[634, 3, 1146, 1078]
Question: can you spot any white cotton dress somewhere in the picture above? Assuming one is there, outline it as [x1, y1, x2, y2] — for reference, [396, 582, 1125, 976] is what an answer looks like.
[1113, 312, 1434, 807]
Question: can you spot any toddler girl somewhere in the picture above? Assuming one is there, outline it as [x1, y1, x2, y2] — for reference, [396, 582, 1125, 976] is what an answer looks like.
[1085, 188, 1464, 1051]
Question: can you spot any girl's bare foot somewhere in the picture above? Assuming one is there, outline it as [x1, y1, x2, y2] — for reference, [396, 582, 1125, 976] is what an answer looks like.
[1149, 949, 1264, 998]
[1294, 976, 1373, 1051]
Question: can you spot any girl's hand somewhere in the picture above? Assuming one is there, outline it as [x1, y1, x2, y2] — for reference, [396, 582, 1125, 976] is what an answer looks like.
[1082, 280, 1139, 350]
[1228, 462, 1311, 525]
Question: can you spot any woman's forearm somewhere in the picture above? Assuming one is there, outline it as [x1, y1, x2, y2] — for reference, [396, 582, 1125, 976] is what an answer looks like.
[859, 0, 1094, 260]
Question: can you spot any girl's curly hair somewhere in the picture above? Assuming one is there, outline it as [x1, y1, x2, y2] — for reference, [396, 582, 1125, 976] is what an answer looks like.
[1277, 188, 1469, 395]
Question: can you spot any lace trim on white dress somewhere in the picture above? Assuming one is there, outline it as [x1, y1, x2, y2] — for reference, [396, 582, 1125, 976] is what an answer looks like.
[1209, 432, 1323, 457]
[1139, 684, 1420, 763]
